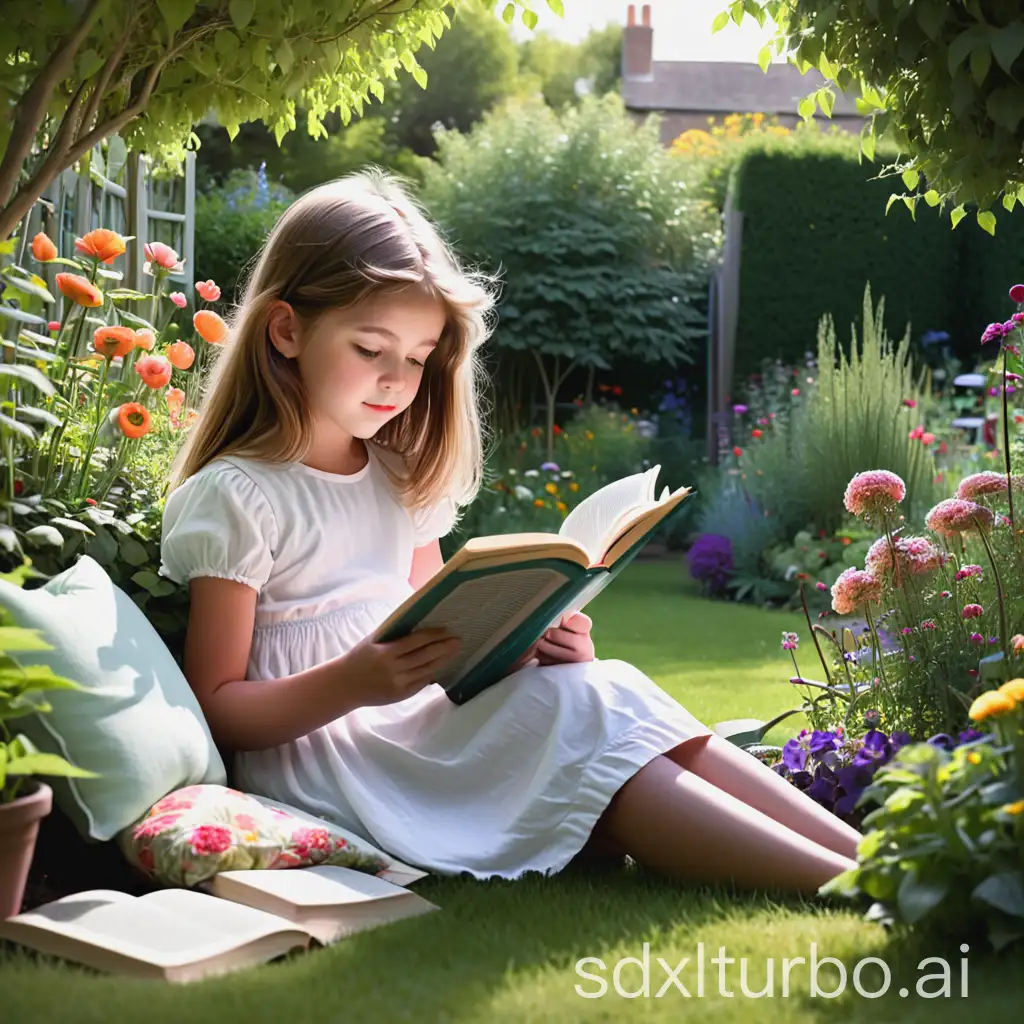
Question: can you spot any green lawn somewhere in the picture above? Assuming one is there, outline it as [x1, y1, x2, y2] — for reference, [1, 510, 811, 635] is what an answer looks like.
[3, 560, 1021, 1021]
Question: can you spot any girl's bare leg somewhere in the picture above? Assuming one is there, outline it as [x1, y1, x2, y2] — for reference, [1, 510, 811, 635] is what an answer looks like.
[593, 754, 856, 895]
[665, 735, 862, 861]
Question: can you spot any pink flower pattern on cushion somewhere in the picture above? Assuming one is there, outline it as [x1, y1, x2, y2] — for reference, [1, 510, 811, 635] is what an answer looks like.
[117, 784, 393, 889]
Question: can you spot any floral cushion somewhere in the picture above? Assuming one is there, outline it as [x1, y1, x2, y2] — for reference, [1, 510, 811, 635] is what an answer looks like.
[117, 785, 425, 888]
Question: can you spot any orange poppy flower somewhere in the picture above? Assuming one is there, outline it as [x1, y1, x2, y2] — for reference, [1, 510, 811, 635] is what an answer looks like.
[75, 229, 126, 265]
[165, 340, 195, 369]
[117, 403, 152, 439]
[166, 387, 186, 416]
[31, 232, 57, 261]
[92, 326, 136, 360]
[135, 354, 173, 389]
[56, 272, 103, 308]
[133, 328, 156, 352]
[193, 309, 227, 344]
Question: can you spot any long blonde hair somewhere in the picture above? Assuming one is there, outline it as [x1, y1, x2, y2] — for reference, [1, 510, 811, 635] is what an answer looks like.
[170, 169, 495, 517]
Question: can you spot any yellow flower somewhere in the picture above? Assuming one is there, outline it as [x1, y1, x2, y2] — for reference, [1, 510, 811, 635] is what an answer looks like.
[631, 407, 638, 415]
[555, 501, 567, 513]
[533, 498, 545, 507]
[967, 751, 982, 765]
[545, 482, 558, 495]
[1003, 799, 1024, 816]
[998, 678, 1024, 702]
[584, 430, 594, 441]
[969, 690, 1017, 722]
[569, 481, 579, 492]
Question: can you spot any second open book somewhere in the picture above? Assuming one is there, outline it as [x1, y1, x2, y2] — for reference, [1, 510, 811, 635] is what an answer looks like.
[0, 864, 437, 983]
[372, 464, 693, 704]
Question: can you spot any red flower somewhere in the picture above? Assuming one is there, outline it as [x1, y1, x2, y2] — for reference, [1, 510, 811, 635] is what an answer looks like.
[553, 424, 563, 435]
[189, 825, 233, 856]
[791, 388, 800, 396]
[85, 498, 97, 506]
[751, 428, 763, 438]
[1010, 284, 1024, 303]
[732, 446, 743, 457]
[611, 385, 623, 396]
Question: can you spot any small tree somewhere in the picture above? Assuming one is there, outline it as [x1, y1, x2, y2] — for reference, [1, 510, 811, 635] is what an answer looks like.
[721, 1, 1024, 232]
[421, 94, 717, 459]
[0, 0, 554, 240]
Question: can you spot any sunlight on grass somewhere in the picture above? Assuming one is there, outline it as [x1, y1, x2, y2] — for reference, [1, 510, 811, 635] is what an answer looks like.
[4, 559, 1021, 1021]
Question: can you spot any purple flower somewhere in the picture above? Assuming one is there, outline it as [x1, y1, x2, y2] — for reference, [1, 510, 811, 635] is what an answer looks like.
[890, 731, 913, 751]
[928, 733, 953, 750]
[981, 322, 1007, 344]
[852, 729, 892, 767]
[806, 766, 838, 806]
[687, 534, 733, 593]
[809, 730, 840, 757]
[732, 404, 748, 415]
[781, 631, 799, 650]
[540, 461, 559, 472]
[781, 737, 809, 772]
[958, 727, 984, 744]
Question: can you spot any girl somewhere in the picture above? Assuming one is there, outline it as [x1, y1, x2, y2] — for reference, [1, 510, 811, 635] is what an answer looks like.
[161, 170, 861, 895]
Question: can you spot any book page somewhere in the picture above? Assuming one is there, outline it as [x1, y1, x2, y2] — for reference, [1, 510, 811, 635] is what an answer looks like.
[558, 466, 660, 562]
[415, 566, 573, 687]
[212, 866, 408, 907]
[1, 889, 299, 967]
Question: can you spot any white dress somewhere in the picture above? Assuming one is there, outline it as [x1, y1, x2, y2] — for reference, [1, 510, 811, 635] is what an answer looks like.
[160, 442, 712, 880]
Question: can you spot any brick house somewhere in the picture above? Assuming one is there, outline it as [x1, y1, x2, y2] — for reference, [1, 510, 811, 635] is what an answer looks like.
[620, 4, 863, 145]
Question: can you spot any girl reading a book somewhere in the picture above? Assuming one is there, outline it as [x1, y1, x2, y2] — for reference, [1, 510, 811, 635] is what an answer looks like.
[161, 171, 861, 895]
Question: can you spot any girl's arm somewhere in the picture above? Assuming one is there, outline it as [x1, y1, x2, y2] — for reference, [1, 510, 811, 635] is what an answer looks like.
[184, 577, 372, 752]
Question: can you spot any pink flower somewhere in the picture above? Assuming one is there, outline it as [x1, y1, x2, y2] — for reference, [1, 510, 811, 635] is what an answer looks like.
[1010, 284, 1024, 303]
[962, 603, 984, 620]
[815, 581, 828, 591]
[865, 535, 943, 578]
[925, 499, 995, 536]
[1011, 633, 1024, 652]
[189, 825, 233, 856]
[132, 813, 181, 838]
[956, 471, 1009, 501]
[921, 432, 935, 445]
[902, 398, 917, 408]
[196, 279, 221, 302]
[843, 470, 906, 518]
[143, 241, 184, 274]
[169, 291, 187, 308]
[830, 567, 882, 615]
[970, 631, 984, 646]
[909, 425, 924, 440]
[921, 619, 936, 630]
[781, 631, 799, 650]
[981, 322, 1009, 344]
[956, 564, 984, 581]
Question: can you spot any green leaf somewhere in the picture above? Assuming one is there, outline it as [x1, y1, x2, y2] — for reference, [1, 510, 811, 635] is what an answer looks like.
[986, 87, 1024, 133]
[5, 751, 100, 779]
[1004, 192, 1018, 212]
[757, 42, 772, 73]
[977, 209, 997, 235]
[991, 21, 1024, 75]
[545, 0, 564, 15]
[730, 0, 744, 27]
[973, 872, 1024, 918]
[49, 517, 94, 535]
[969, 43, 991, 85]
[711, 10, 731, 33]
[885, 192, 900, 215]
[412, 64, 428, 90]
[521, 8, 538, 30]
[118, 537, 149, 567]
[924, 189, 941, 207]
[950, 204, 968, 228]
[228, 0, 254, 30]
[156, 0, 196, 35]
[0, 363, 54, 395]
[130, 570, 162, 594]
[23, 525, 63, 548]
[897, 871, 948, 924]
[106, 289, 152, 301]
[915, 1, 947, 41]
[0, 306, 46, 326]
[816, 86, 834, 117]
[502, 3, 516, 24]
[901, 168, 919, 191]
[0, 626, 51, 652]
[861, 128, 876, 162]
[1, 274, 54, 304]
[798, 95, 817, 120]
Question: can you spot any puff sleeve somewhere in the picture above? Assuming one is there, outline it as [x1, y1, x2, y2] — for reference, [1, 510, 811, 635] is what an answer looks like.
[410, 495, 459, 546]
[160, 463, 277, 591]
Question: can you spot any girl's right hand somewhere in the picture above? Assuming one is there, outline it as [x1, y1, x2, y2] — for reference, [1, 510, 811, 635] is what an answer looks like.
[339, 628, 461, 707]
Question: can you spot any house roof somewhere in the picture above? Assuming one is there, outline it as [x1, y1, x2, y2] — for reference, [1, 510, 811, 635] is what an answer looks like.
[622, 61, 862, 118]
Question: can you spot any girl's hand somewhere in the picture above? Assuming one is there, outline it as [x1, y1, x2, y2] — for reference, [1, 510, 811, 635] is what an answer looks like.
[535, 611, 595, 666]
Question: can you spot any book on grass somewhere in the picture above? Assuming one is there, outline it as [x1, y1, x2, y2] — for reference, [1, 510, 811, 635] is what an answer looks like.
[373, 464, 693, 705]
[0, 866, 437, 984]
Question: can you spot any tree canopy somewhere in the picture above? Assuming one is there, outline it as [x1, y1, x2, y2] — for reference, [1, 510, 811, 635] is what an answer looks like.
[721, 0, 1024, 232]
[0, 0, 559, 239]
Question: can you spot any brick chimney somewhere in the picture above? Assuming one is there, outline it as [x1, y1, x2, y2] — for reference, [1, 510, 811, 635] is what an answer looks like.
[622, 4, 653, 79]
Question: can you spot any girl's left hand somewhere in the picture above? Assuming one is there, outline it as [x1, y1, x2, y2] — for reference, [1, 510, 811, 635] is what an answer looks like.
[535, 611, 595, 666]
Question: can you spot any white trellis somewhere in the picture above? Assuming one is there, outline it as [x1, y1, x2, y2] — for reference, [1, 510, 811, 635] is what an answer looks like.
[24, 146, 195, 314]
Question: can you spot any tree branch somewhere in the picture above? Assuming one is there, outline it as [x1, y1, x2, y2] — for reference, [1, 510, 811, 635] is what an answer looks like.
[78, 22, 135, 148]
[0, 0, 103, 208]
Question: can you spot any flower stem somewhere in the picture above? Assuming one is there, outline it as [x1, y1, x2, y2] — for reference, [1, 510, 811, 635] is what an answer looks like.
[977, 524, 1009, 669]
[864, 603, 888, 690]
[76, 357, 110, 500]
[1002, 343, 1016, 527]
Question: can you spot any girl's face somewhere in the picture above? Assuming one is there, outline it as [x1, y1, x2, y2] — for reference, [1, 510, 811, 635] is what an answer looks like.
[282, 288, 447, 451]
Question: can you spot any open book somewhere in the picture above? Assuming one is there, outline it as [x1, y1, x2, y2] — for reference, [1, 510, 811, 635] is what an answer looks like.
[373, 465, 692, 704]
[0, 866, 437, 983]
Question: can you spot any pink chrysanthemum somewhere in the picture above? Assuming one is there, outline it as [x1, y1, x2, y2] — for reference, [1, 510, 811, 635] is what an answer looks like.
[962, 603, 984, 620]
[955, 564, 983, 581]
[831, 567, 882, 615]
[956, 472, 1009, 501]
[843, 470, 906, 518]
[925, 498, 996, 536]
[865, 535, 943, 578]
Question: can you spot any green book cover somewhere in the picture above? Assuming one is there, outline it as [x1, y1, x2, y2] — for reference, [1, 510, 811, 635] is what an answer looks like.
[373, 470, 693, 705]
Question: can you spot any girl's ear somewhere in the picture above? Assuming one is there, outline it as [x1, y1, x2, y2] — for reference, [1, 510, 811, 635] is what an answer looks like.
[267, 300, 302, 358]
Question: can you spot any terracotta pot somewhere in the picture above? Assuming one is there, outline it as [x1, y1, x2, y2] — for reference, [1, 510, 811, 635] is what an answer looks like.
[0, 780, 52, 919]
